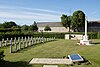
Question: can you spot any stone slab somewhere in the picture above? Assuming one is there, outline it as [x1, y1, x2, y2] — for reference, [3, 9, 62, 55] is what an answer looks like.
[29, 58, 72, 64]
[43, 65, 58, 67]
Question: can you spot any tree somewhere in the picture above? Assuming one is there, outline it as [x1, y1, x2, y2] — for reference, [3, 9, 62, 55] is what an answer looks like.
[29, 21, 38, 32]
[33, 21, 38, 31]
[2, 21, 17, 28]
[44, 25, 51, 31]
[12, 25, 21, 29]
[72, 10, 85, 32]
[21, 25, 29, 31]
[0, 23, 3, 28]
[61, 14, 72, 32]
[61, 14, 68, 28]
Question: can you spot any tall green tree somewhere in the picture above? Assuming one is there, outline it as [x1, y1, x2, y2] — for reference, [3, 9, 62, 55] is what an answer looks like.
[29, 21, 38, 32]
[33, 21, 38, 31]
[72, 10, 85, 32]
[61, 14, 71, 32]
[21, 25, 29, 31]
[2, 21, 17, 28]
[44, 25, 51, 31]
[61, 14, 68, 28]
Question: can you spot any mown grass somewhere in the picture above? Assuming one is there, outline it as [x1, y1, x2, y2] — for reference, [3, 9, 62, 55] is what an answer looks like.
[1, 39, 100, 67]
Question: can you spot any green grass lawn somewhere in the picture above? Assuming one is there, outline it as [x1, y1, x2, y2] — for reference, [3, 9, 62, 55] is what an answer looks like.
[1, 39, 100, 67]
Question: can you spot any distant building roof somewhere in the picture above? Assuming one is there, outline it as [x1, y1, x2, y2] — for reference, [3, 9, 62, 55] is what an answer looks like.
[37, 22, 63, 27]
[37, 21, 100, 27]
[88, 21, 100, 27]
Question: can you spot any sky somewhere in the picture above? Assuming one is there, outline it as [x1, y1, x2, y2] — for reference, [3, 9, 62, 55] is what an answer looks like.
[0, 0, 100, 25]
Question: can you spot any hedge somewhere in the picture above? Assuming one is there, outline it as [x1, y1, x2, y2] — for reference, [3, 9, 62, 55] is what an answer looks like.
[0, 32, 100, 40]
[0, 28, 21, 32]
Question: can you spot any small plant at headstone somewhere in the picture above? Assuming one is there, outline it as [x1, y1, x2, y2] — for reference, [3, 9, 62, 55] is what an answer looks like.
[84, 61, 92, 65]
[75, 61, 81, 65]
[63, 56, 66, 58]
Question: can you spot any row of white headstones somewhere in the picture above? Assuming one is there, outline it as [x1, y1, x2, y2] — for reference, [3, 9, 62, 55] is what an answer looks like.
[0, 36, 55, 53]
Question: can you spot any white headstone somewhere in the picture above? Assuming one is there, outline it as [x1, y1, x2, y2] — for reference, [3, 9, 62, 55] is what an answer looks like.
[14, 39, 17, 51]
[2, 38, 4, 43]
[5, 40, 7, 46]
[10, 39, 12, 53]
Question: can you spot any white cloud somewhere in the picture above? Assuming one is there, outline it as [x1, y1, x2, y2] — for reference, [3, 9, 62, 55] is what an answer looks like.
[0, 11, 60, 21]
[0, 5, 63, 23]
[0, 5, 66, 14]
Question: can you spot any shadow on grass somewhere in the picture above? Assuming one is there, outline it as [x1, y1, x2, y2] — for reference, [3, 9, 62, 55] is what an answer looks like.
[16, 40, 57, 53]
[0, 61, 32, 67]
[91, 42, 100, 45]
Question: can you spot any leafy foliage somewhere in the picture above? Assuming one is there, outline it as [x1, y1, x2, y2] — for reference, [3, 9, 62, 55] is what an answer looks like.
[44, 25, 51, 31]
[61, 14, 68, 28]
[72, 10, 85, 31]
[28, 21, 38, 32]
[61, 10, 85, 32]
[61, 14, 72, 32]
[21, 25, 29, 31]
[2, 21, 17, 28]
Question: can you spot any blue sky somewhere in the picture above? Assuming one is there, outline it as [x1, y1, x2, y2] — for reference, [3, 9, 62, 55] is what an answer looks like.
[0, 0, 100, 25]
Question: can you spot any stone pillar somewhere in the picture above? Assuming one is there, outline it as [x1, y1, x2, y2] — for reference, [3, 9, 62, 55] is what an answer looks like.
[85, 20, 87, 36]
[83, 20, 88, 41]
[79, 18, 92, 45]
